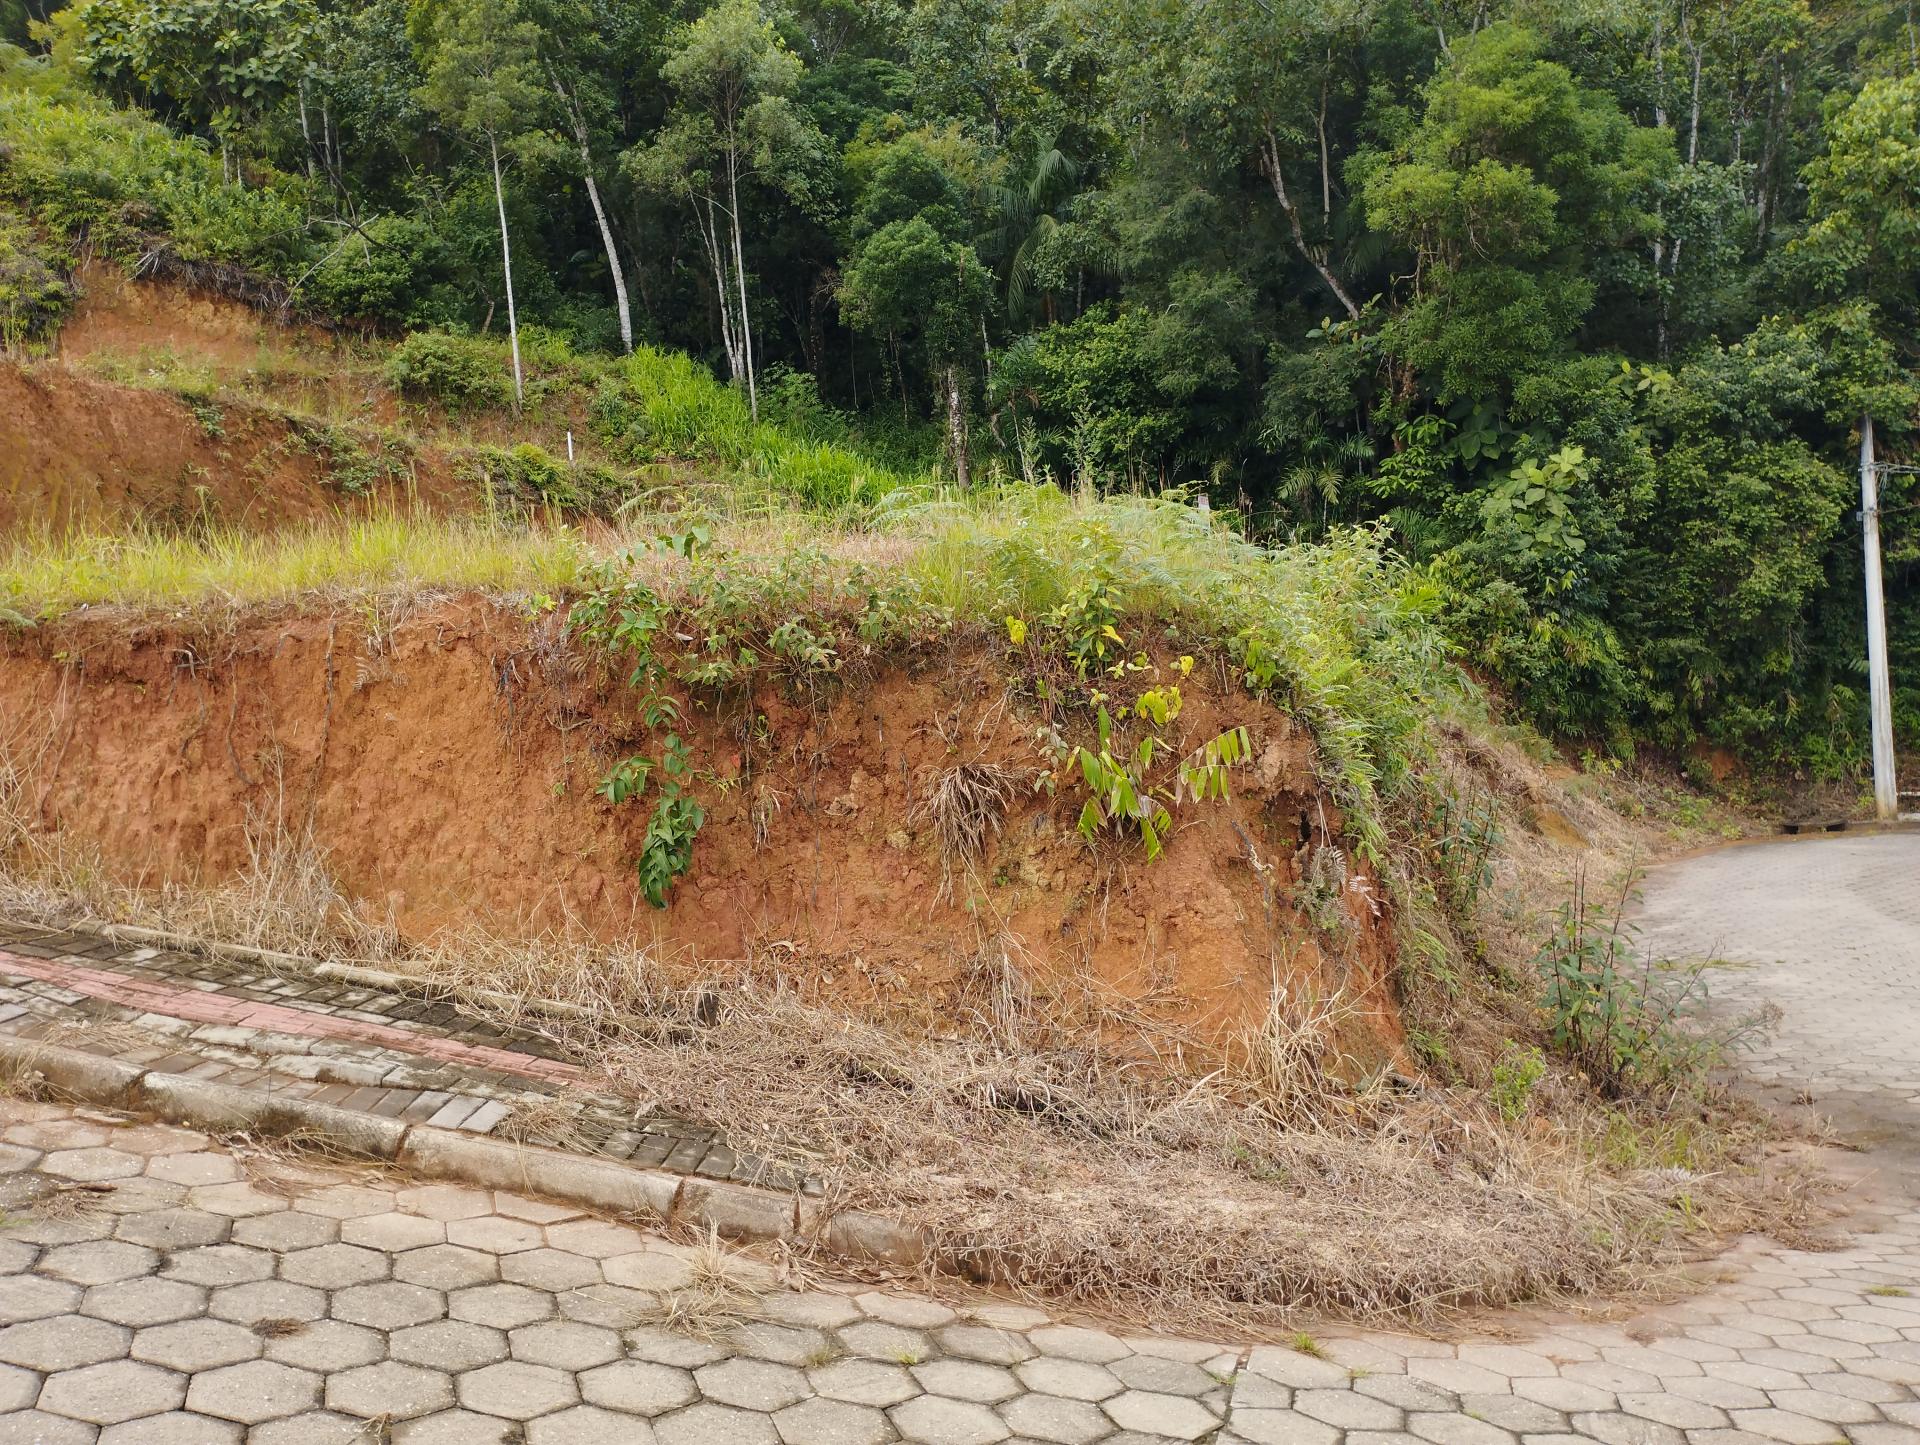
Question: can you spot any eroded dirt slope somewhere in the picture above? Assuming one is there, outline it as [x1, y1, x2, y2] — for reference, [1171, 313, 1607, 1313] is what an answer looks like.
[0, 599, 1405, 1058]
[0, 361, 468, 534]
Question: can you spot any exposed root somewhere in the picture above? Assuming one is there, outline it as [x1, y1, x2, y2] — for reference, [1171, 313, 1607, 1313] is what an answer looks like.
[916, 762, 1021, 897]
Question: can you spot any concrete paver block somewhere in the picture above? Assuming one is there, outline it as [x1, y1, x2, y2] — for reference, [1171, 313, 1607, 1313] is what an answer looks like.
[207, 1278, 328, 1326]
[580, 1359, 699, 1415]
[78, 1276, 207, 1327]
[280, 1241, 391, 1288]
[392, 1319, 512, 1372]
[773, 1394, 896, 1445]
[889, 1393, 1012, 1444]
[913, 1358, 1023, 1403]
[97, 1409, 243, 1443]
[343, 1210, 450, 1251]
[184, 1358, 323, 1424]
[231, 1210, 340, 1252]
[997, 1389, 1114, 1443]
[327, 1359, 459, 1419]
[0, 1314, 129, 1371]
[809, 1356, 920, 1407]
[656, 1400, 781, 1444]
[331, 1280, 448, 1329]
[131, 1317, 262, 1372]
[457, 1359, 582, 1419]
[529, 1403, 662, 1444]
[37, 1357, 187, 1424]
[1101, 1388, 1220, 1439]
[696, 1355, 812, 1411]
[395, 1242, 501, 1290]
[510, 1319, 623, 1370]
[263, 1318, 386, 1371]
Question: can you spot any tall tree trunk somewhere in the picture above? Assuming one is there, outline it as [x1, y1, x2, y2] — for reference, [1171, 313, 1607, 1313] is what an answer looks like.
[298, 81, 315, 181]
[725, 141, 758, 420]
[1261, 133, 1361, 321]
[698, 199, 740, 382]
[1652, 7, 1668, 128]
[943, 361, 970, 489]
[1316, 62, 1333, 218]
[490, 136, 525, 412]
[556, 82, 633, 354]
[1687, 40, 1703, 163]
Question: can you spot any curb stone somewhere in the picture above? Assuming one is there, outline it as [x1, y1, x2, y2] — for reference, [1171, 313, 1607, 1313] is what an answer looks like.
[0, 1034, 931, 1269]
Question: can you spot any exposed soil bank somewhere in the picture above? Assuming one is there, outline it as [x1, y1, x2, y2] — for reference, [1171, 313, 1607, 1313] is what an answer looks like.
[0, 361, 467, 535]
[0, 599, 1405, 1059]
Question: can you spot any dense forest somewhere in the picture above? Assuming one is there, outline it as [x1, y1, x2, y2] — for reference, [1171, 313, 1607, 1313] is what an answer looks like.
[1, 0, 1916, 773]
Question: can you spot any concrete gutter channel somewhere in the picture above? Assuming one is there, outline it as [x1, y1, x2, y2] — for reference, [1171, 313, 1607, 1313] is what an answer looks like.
[0, 918, 932, 1273]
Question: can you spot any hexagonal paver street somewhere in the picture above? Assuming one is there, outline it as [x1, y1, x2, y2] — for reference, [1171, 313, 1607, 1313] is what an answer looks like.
[0, 833, 1917, 1444]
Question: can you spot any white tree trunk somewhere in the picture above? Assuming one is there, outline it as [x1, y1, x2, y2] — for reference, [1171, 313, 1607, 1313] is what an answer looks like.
[1262, 135, 1361, 322]
[725, 142, 758, 420]
[490, 136, 525, 411]
[557, 82, 633, 354]
[698, 199, 741, 383]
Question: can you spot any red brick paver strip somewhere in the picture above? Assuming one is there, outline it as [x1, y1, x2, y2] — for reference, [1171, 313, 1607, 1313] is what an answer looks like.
[0, 948, 587, 1086]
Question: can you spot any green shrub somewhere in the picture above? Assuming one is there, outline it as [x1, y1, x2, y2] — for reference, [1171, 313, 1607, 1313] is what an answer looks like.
[383, 331, 514, 412]
[0, 213, 70, 349]
[305, 215, 441, 326]
[0, 89, 306, 269]
[465, 443, 624, 514]
[1534, 878, 1765, 1098]
[1489, 1042, 1547, 1121]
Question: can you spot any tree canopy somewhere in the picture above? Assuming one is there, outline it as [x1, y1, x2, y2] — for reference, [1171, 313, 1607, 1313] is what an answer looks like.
[4, 0, 1919, 770]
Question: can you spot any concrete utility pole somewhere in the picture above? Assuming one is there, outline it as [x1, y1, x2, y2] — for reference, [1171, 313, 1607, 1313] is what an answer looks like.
[1860, 414, 1898, 820]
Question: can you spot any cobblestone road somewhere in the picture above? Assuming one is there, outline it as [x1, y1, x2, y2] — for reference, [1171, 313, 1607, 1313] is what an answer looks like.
[1636, 832, 1920, 1179]
[0, 831, 1916, 1444]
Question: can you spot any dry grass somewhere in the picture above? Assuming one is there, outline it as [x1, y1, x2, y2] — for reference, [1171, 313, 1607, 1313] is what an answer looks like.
[0, 1170, 114, 1223]
[384, 916, 1810, 1333]
[221, 1127, 391, 1198]
[493, 1093, 593, 1153]
[639, 1227, 768, 1340]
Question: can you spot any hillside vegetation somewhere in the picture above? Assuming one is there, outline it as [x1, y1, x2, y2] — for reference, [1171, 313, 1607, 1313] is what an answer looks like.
[3, 0, 1917, 773]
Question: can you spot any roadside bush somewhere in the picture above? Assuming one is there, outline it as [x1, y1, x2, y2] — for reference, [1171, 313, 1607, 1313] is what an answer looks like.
[1490, 1042, 1547, 1121]
[1534, 875, 1764, 1098]
[305, 215, 445, 327]
[384, 331, 514, 412]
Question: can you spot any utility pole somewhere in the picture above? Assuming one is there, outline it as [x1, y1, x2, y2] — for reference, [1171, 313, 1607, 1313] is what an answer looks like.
[1860, 414, 1898, 820]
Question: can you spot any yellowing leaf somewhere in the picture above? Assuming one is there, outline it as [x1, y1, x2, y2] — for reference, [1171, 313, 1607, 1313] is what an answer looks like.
[1005, 616, 1027, 645]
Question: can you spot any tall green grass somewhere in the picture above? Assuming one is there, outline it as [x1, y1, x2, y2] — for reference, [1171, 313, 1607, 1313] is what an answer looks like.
[594, 348, 938, 509]
[0, 516, 591, 615]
